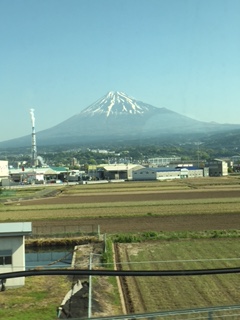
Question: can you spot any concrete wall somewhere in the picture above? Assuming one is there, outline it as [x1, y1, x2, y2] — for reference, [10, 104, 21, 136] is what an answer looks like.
[0, 160, 8, 182]
[133, 167, 205, 181]
[133, 169, 158, 180]
[186, 169, 204, 178]
[0, 236, 25, 287]
[156, 171, 180, 180]
[148, 157, 181, 166]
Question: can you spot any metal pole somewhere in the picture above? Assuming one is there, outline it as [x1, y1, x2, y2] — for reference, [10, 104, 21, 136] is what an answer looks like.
[104, 233, 107, 253]
[97, 225, 100, 237]
[88, 253, 92, 318]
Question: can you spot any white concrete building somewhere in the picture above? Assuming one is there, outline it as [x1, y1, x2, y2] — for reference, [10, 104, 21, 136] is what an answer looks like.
[133, 167, 206, 181]
[97, 164, 144, 180]
[0, 160, 9, 184]
[148, 157, 181, 166]
[0, 222, 32, 289]
[8, 166, 69, 184]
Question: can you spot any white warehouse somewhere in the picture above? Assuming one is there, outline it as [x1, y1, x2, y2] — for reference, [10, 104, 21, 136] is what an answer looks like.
[0, 160, 9, 184]
[133, 167, 208, 181]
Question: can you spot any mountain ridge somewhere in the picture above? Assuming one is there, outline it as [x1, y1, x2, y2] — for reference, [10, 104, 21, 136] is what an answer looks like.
[1, 91, 240, 148]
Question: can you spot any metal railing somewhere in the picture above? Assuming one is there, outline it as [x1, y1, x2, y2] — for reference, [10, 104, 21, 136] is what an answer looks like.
[30, 224, 101, 238]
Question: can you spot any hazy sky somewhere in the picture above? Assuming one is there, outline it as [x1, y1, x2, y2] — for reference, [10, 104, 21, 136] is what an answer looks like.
[1, 0, 240, 142]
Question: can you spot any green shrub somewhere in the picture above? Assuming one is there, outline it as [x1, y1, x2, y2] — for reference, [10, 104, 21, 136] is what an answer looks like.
[111, 230, 240, 243]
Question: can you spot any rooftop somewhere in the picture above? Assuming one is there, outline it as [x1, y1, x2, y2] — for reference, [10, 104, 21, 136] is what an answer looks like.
[0, 222, 32, 237]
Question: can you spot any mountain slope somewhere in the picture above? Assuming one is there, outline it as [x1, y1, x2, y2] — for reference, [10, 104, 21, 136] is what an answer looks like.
[1, 91, 240, 148]
[37, 91, 210, 137]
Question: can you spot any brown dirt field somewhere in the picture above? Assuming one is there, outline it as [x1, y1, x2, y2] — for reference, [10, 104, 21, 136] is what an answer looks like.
[32, 214, 240, 234]
[19, 189, 240, 205]
[29, 189, 240, 233]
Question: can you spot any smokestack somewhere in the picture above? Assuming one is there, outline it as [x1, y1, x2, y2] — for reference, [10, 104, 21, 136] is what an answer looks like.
[30, 109, 37, 167]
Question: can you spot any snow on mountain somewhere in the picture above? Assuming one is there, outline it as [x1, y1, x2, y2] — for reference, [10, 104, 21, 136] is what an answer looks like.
[34, 91, 216, 143]
[81, 91, 160, 117]
[2, 91, 240, 148]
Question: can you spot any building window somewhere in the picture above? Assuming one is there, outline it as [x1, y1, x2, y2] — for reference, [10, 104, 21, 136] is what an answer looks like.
[0, 250, 12, 265]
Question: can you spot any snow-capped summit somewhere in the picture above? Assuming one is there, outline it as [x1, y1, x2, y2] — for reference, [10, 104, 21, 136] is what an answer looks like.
[45, 90, 204, 140]
[81, 91, 159, 117]
[2, 90, 238, 147]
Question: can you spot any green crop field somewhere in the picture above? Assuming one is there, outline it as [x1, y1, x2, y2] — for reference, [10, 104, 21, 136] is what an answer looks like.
[1, 197, 240, 222]
[117, 238, 240, 318]
[1, 177, 240, 319]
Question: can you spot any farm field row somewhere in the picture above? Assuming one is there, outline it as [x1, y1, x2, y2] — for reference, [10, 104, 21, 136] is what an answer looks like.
[1, 178, 240, 233]
[116, 238, 240, 317]
[1, 197, 240, 220]
[2, 176, 240, 200]
[1, 177, 240, 319]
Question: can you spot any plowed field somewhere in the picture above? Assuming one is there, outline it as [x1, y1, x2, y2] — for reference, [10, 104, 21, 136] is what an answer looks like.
[27, 187, 240, 233]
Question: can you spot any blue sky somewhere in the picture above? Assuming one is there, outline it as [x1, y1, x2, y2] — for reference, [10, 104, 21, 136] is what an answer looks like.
[1, 0, 240, 142]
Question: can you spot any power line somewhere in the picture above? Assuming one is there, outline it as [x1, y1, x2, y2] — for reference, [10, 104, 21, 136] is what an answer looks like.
[1, 267, 240, 280]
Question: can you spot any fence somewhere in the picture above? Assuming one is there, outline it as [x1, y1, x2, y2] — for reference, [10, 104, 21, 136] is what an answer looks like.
[31, 224, 100, 238]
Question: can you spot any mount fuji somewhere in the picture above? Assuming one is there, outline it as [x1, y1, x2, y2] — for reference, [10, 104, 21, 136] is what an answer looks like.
[1, 91, 240, 147]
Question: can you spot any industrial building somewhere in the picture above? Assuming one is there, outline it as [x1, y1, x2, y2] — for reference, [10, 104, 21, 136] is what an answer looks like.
[148, 157, 181, 166]
[96, 164, 144, 180]
[206, 159, 228, 176]
[1, 156, 228, 186]
[133, 166, 209, 181]
[7, 166, 69, 185]
[0, 161, 9, 184]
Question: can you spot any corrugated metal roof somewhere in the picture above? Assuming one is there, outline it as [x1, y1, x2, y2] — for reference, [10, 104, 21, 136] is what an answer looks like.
[155, 168, 179, 172]
[0, 222, 32, 236]
[136, 167, 203, 172]
[9, 167, 69, 174]
[50, 167, 69, 172]
[99, 164, 143, 171]
[44, 169, 58, 175]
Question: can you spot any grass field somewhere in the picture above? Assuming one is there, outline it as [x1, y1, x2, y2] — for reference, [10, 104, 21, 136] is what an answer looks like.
[0, 275, 71, 320]
[117, 238, 240, 317]
[2, 178, 240, 222]
[1, 177, 240, 319]
[1, 197, 240, 222]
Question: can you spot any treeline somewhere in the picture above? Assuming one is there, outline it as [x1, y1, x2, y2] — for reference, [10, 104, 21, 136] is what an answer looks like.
[1, 129, 240, 168]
